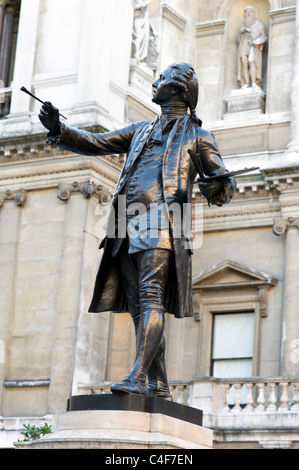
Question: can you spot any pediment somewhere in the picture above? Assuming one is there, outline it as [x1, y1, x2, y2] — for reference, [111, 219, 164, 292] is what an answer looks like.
[193, 260, 278, 290]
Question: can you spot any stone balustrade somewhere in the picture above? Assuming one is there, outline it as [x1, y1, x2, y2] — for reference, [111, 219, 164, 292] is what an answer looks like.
[223, 378, 299, 412]
[77, 377, 299, 413]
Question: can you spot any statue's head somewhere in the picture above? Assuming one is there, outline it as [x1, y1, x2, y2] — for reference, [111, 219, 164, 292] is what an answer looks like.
[152, 62, 201, 124]
[244, 6, 255, 26]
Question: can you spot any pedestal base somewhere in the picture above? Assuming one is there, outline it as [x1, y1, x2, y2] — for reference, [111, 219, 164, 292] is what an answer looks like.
[15, 394, 213, 449]
[224, 86, 265, 119]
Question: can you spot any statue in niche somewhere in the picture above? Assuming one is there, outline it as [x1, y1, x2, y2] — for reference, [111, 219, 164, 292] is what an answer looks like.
[146, 24, 159, 72]
[131, 0, 159, 72]
[237, 6, 267, 89]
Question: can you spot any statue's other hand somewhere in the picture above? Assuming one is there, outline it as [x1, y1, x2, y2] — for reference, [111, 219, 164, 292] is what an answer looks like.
[39, 101, 61, 135]
[198, 179, 223, 205]
[220, 176, 236, 204]
[198, 176, 236, 206]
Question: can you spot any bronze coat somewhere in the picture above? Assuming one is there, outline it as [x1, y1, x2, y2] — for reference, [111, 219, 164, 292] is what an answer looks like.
[56, 116, 230, 318]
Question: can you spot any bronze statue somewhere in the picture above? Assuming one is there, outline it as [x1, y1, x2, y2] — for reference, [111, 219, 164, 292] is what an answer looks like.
[38, 63, 236, 400]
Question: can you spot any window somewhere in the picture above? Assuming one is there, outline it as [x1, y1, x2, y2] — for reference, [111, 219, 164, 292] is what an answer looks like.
[192, 260, 278, 377]
[211, 312, 255, 378]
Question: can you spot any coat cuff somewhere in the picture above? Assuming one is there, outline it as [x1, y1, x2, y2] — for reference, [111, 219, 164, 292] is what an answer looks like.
[46, 123, 65, 145]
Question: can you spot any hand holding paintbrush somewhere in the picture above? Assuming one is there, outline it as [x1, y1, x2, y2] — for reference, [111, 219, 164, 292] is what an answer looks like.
[20, 86, 66, 136]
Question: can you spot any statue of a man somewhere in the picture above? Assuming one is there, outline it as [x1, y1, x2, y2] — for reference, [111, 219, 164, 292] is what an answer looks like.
[237, 6, 267, 89]
[131, 0, 150, 64]
[39, 63, 236, 399]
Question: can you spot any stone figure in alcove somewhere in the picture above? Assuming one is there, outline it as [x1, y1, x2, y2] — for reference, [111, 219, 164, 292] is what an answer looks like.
[237, 6, 267, 89]
[131, 0, 159, 71]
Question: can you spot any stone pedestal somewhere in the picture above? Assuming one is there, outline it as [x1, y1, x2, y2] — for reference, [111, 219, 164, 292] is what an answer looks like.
[129, 61, 155, 96]
[224, 86, 266, 120]
[14, 394, 213, 449]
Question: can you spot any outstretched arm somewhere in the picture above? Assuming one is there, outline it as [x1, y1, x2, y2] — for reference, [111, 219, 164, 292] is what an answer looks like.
[39, 102, 136, 156]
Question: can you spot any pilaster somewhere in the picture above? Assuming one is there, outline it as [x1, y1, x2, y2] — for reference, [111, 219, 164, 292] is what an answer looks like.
[6, 0, 40, 132]
[285, 0, 299, 159]
[273, 191, 299, 376]
[0, 1, 17, 87]
[0, 200, 20, 415]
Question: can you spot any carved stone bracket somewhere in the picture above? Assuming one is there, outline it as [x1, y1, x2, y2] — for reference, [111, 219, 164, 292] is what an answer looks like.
[0, 188, 26, 207]
[272, 217, 299, 236]
[57, 180, 104, 202]
[258, 287, 270, 318]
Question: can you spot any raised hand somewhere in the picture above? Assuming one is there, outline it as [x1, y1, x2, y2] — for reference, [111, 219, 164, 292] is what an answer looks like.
[39, 101, 61, 136]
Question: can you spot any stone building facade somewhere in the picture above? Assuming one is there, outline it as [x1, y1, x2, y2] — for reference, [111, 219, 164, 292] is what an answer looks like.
[0, 0, 299, 448]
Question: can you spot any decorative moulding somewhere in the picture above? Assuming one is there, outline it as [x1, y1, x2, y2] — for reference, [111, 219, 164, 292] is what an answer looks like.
[192, 260, 278, 319]
[269, 6, 296, 24]
[57, 180, 106, 202]
[193, 259, 278, 290]
[162, 3, 187, 31]
[0, 188, 27, 207]
[195, 20, 226, 38]
[272, 217, 299, 236]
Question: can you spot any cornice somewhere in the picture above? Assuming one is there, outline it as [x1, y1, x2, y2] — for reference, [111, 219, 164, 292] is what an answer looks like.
[269, 6, 296, 23]
[162, 3, 187, 31]
[202, 205, 281, 222]
[195, 19, 226, 38]
[0, 126, 124, 171]
[0, 161, 119, 186]
[261, 166, 299, 181]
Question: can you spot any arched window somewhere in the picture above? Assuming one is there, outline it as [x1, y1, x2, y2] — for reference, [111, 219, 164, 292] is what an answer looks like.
[0, 0, 21, 118]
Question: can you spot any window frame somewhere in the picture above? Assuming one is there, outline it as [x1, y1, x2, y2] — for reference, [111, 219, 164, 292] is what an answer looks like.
[192, 260, 278, 378]
[197, 299, 260, 377]
[210, 309, 256, 378]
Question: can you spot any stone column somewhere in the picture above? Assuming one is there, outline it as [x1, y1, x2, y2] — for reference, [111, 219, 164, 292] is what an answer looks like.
[286, 0, 299, 156]
[0, 2, 16, 87]
[273, 216, 299, 376]
[0, 2, 6, 71]
[8, 0, 39, 131]
[48, 195, 88, 414]
[0, 203, 20, 415]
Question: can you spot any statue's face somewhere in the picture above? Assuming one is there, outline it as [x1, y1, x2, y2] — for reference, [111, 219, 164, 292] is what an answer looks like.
[152, 67, 177, 104]
[244, 8, 255, 26]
